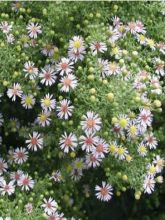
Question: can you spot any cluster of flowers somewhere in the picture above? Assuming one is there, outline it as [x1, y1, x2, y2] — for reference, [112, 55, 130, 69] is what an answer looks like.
[0, 4, 164, 218]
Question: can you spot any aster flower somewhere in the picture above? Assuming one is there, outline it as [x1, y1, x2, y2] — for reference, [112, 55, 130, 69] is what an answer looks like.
[112, 124, 124, 137]
[98, 58, 109, 78]
[92, 138, 108, 158]
[13, 147, 28, 164]
[41, 93, 56, 112]
[37, 111, 51, 127]
[81, 111, 101, 134]
[50, 170, 62, 183]
[127, 121, 138, 139]
[48, 212, 66, 220]
[143, 175, 155, 194]
[85, 153, 102, 168]
[56, 99, 74, 120]
[26, 132, 43, 151]
[56, 57, 74, 75]
[144, 133, 158, 149]
[157, 42, 165, 54]
[68, 49, 85, 62]
[41, 44, 56, 57]
[95, 181, 113, 201]
[153, 58, 165, 76]
[153, 155, 165, 173]
[10, 170, 24, 183]
[59, 132, 77, 153]
[0, 21, 12, 34]
[21, 94, 35, 109]
[115, 147, 128, 160]
[0, 158, 8, 174]
[108, 26, 121, 43]
[137, 143, 147, 157]
[79, 133, 99, 153]
[26, 22, 42, 39]
[23, 61, 38, 80]
[41, 197, 58, 215]
[70, 167, 83, 181]
[90, 41, 107, 55]
[112, 16, 122, 27]
[135, 20, 146, 34]
[147, 163, 157, 177]
[0, 180, 15, 196]
[137, 108, 152, 128]
[107, 62, 121, 76]
[7, 83, 23, 101]
[6, 33, 15, 44]
[18, 174, 34, 191]
[25, 203, 33, 214]
[60, 74, 78, 92]
[118, 114, 130, 129]
[39, 66, 56, 86]
[146, 38, 155, 50]
[127, 21, 137, 34]
[69, 36, 85, 52]
[136, 34, 146, 45]
[109, 141, 118, 155]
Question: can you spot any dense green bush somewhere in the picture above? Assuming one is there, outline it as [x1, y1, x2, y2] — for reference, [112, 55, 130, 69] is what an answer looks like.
[0, 1, 164, 220]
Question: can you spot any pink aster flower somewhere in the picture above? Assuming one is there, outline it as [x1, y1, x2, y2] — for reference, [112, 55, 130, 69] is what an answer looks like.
[18, 174, 34, 191]
[25, 203, 33, 214]
[39, 66, 56, 86]
[92, 138, 108, 158]
[90, 41, 107, 55]
[79, 132, 99, 153]
[41, 197, 58, 215]
[26, 22, 42, 39]
[23, 61, 38, 80]
[144, 133, 158, 149]
[85, 153, 102, 168]
[56, 57, 74, 75]
[0, 21, 12, 34]
[95, 181, 113, 201]
[0, 180, 15, 196]
[59, 132, 77, 153]
[56, 99, 74, 120]
[60, 74, 78, 92]
[7, 83, 23, 101]
[26, 131, 43, 151]
[10, 170, 24, 183]
[143, 175, 155, 194]
[81, 111, 102, 134]
[0, 158, 8, 174]
[13, 147, 28, 165]
[138, 108, 153, 128]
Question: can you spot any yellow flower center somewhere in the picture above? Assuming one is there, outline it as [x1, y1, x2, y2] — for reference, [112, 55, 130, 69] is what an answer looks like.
[109, 144, 117, 153]
[75, 161, 83, 169]
[149, 166, 156, 174]
[117, 147, 125, 155]
[139, 35, 145, 41]
[40, 114, 47, 122]
[25, 96, 33, 105]
[129, 126, 137, 136]
[139, 145, 147, 154]
[157, 160, 164, 166]
[119, 118, 128, 128]
[147, 39, 154, 47]
[112, 47, 119, 55]
[73, 40, 81, 49]
[43, 98, 51, 107]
